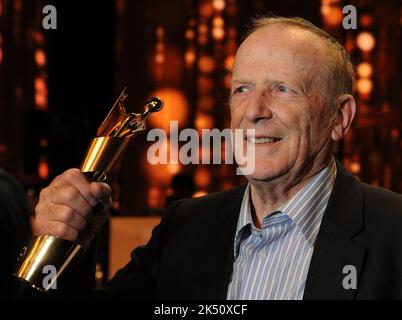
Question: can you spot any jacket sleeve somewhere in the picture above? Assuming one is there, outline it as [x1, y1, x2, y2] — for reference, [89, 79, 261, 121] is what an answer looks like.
[93, 199, 185, 299]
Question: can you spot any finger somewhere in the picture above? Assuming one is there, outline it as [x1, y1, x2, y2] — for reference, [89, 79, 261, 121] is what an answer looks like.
[90, 182, 112, 203]
[39, 203, 89, 232]
[43, 185, 93, 219]
[33, 219, 79, 242]
[51, 168, 98, 207]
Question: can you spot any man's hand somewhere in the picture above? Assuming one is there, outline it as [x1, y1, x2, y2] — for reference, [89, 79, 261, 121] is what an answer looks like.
[33, 168, 112, 242]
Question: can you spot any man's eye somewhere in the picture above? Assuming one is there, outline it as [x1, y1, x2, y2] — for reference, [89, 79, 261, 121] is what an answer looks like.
[277, 85, 290, 93]
[233, 86, 249, 94]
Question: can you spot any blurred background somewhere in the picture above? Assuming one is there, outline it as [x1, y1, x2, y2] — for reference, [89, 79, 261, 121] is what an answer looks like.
[0, 0, 401, 284]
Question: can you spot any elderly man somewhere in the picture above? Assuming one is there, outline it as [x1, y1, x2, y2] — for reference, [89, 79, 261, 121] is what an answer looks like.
[32, 16, 402, 300]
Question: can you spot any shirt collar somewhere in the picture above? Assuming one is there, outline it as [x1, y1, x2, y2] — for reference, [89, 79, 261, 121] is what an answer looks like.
[234, 159, 337, 253]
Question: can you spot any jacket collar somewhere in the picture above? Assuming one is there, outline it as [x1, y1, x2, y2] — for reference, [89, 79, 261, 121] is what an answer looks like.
[303, 158, 366, 300]
[196, 159, 366, 300]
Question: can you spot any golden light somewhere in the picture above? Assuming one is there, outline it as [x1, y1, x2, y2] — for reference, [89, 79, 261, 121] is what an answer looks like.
[357, 62, 373, 78]
[32, 31, 45, 45]
[156, 27, 165, 38]
[213, 16, 224, 28]
[38, 156, 49, 179]
[156, 43, 165, 51]
[167, 163, 181, 175]
[155, 53, 164, 64]
[147, 187, 162, 208]
[0, 49, 2, 64]
[212, 27, 225, 40]
[213, 0, 226, 11]
[35, 49, 46, 66]
[356, 78, 373, 95]
[185, 50, 196, 67]
[149, 87, 189, 131]
[349, 161, 361, 174]
[198, 34, 208, 45]
[221, 181, 234, 190]
[197, 96, 214, 111]
[194, 167, 211, 189]
[195, 113, 214, 132]
[224, 55, 235, 71]
[185, 29, 195, 40]
[198, 55, 216, 73]
[35, 92, 47, 110]
[198, 76, 214, 93]
[35, 77, 46, 91]
[199, 2, 213, 18]
[345, 34, 355, 52]
[193, 190, 208, 198]
[144, 145, 183, 188]
[359, 14, 373, 27]
[198, 24, 208, 35]
[356, 32, 376, 52]
[320, 4, 331, 16]
[322, 6, 343, 27]
[224, 74, 232, 89]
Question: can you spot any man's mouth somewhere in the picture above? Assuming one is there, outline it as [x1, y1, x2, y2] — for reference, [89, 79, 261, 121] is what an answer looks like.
[246, 136, 283, 144]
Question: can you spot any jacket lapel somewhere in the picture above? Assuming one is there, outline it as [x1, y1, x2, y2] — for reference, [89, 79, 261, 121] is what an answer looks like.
[303, 159, 367, 300]
[193, 186, 245, 299]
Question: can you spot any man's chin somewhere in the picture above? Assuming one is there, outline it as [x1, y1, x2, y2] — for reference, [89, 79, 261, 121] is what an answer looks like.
[245, 169, 285, 184]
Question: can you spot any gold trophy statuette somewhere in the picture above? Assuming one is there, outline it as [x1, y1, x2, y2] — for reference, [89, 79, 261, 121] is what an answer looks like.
[14, 88, 163, 291]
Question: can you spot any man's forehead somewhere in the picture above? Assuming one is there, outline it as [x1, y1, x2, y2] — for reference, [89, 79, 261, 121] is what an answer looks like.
[236, 24, 326, 61]
[233, 25, 325, 75]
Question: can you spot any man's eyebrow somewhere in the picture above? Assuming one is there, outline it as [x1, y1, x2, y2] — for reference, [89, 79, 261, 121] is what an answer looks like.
[231, 79, 253, 85]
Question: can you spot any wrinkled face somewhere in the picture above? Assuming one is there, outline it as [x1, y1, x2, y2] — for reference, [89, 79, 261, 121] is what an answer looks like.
[230, 25, 335, 184]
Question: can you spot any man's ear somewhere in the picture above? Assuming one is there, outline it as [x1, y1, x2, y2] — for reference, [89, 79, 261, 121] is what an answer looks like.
[331, 94, 356, 142]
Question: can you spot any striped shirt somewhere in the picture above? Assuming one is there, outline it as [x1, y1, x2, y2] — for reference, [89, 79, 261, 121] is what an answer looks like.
[226, 160, 337, 300]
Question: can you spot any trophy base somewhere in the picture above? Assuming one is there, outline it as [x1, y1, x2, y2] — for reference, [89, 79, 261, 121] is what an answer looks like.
[14, 235, 82, 292]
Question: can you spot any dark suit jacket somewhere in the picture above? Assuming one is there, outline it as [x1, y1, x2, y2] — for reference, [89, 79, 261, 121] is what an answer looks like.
[80, 160, 402, 299]
[0, 169, 32, 299]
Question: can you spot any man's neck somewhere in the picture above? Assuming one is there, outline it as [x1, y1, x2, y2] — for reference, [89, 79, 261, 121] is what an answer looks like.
[249, 158, 334, 228]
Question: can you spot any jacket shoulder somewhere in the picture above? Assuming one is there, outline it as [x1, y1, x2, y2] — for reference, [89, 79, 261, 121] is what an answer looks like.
[174, 184, 246, 213]
[361, 182, 402, 224]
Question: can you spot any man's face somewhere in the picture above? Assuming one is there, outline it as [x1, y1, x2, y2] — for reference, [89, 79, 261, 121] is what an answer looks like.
[230, 25, 334, 184]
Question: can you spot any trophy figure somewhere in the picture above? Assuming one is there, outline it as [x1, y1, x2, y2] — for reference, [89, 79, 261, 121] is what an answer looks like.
[14, 88, 163, 291]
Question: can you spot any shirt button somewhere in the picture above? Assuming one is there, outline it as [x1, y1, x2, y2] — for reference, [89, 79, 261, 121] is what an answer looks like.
[259, 251, 267, 259]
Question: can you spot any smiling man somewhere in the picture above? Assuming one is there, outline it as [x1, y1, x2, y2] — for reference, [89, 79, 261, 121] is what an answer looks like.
[28, 16, 402, 300]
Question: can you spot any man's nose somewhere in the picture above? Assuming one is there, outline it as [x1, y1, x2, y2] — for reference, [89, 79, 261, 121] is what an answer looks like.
[244, 90, 273, 124]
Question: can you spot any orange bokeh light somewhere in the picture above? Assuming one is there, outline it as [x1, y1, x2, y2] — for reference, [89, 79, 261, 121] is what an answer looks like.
[356, 32, 375, 52]
[321, 6, 343, 27]
[38, 156, 49, 179]
[356, 78, 373, 95]
[224, 55, 235, 71]
[149, 87, 189, 131]
[185, 50, 196, 67]
[185, 29, 195, 40]
[357, 62, 373, 78]
[195, 113, 214, 132]
[194, 167, 211, 189]
[213, 16, 224, 28]
[35, 50, 46, 66]
[35, 92, 47, 110]
[212, 27, 225, 41]
[35, 77, 46, 91]
[359, 14, 373, 28]
[198, 55, 216, 73]
[213, 0, 226, 11]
